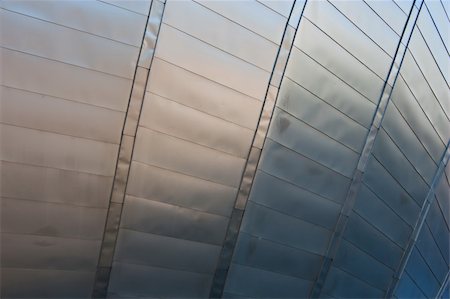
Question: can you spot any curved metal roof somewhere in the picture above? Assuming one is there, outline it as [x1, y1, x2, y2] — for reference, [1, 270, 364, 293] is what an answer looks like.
[1, 0, 449, 298]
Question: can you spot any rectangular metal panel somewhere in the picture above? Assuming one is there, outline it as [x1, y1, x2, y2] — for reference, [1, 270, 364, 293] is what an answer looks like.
[395, 272, 427, 298]
[114, 229, 221, 274]
[259, 139, 351, 203]
[108, 262, 212, 298]
[232, 232, 323, 281]
[249, 170, 340, 230]
[405, 247, 440, 297]
[363, 157, 420, 226]
[155, 24, 270, 100]
[1, 9, 139, 79]
[241, 201, 332, 256]
[195, 0, 287, 44]
[285, 47, 376, 128]
[303, 0, 392, 78]
[101, 0, 151, 15]
[268, 108, 359, 178]
[365, 0, 408, 35]
[372, 129, 430, 205]
[1, 124, 119, 176]
[333, 240, 394, 291]
[296, 18, 385, 103]
[120, 195, 229, 245]
[1, 86, 124, 144]
[322, 266, 384, 298]
[416, 225, 447, 283]
[391, 76, 445, 163]
[133, 127, 245, 187]
[1, 268, 95, 298]
[139, 92, 254, 158]
[0, 161, 112, 208]
[147, 58, 262, 129]
[1, 198, 106, 240]
[382, 102, 437, 184]
[2, 48, 132, 112]
[353, 185, 412, 249]
[1, 233, 100, 271]
[343, 213, 403, 270]
[277, 78, 368, 153]
[224, 263, 312, 298]
[163, 0, 278, 72]
[126, 162, 236, 217]
[1, 0, 148, 46]
[329, 0, 400, 55]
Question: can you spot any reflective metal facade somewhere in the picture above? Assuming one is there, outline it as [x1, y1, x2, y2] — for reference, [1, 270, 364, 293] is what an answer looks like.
[1, 0, 449, 298]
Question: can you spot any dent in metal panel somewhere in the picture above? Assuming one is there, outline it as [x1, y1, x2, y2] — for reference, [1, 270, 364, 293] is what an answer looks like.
[1, 0, 148, 46]
[155, 24, 270, 100]
[0, 161, 113, 208]
[163, 0, 278, 72]
[126, 162, 236, 217]
[1, 86, 125, 144]
[146, 58, 262, 130]
[1, 9, 139, 79]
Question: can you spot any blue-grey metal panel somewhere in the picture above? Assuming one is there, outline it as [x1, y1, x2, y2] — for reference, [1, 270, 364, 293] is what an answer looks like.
[395, 273, 427, 298]
[224, 263, 312, 298]
[416, 225, 447, 283]
[343, 213, 403, 270]
[405, 247, 441, 297]
[277, 78, 368, 153]
[232, 232, 323, 281]
[332, 240, 394, 291]
[321, 266, 384, 298]
[353, 185, 412, 249]
[259, 139, 351, 203]
[249, 170, 340, 230]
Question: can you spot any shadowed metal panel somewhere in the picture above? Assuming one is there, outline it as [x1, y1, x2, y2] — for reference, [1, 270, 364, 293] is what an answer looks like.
[0, 0, 149, 297]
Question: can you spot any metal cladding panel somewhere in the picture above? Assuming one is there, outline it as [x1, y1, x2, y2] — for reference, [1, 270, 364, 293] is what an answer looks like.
[2, 0, 450, 297]
[1, 0, 148, 297]
[109, 1, 290, 297]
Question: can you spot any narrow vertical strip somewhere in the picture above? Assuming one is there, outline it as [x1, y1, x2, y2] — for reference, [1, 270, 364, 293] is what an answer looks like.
[209, 1, 308, 297]
[386, 142, 450, 297]
[309, 1, 424, 297]
[92, 1, 166, 297]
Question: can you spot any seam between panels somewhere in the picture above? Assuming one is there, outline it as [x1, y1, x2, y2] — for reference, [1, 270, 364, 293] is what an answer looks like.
[208, 1, 309, 298]
[91, 0, 166, 297]
[386, 142, 450, 298]
[308, 1, 424, 297]
[436, 271, 450, 299]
